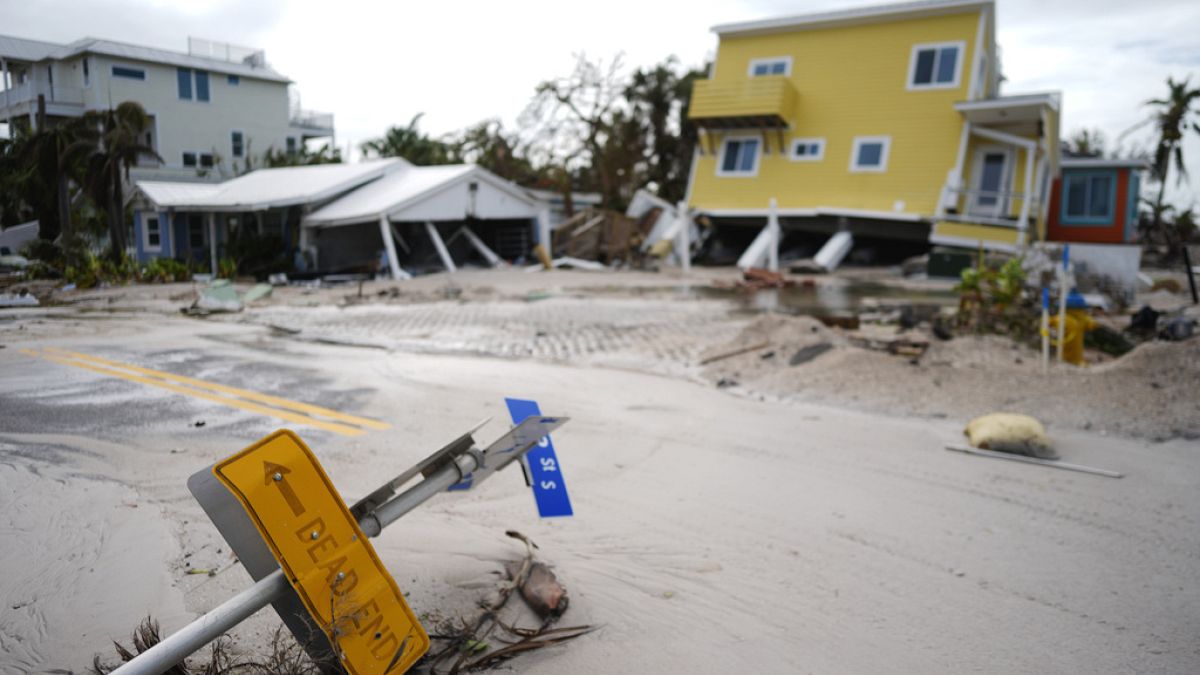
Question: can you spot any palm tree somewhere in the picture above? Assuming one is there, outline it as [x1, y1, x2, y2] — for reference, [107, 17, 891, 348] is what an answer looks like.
[64, 102, 159, 263]
[20, 120, 81, 243]
[360, 113, 459, 165]
[1142, 76, 1200, 233]
[0, 136, 33, 230]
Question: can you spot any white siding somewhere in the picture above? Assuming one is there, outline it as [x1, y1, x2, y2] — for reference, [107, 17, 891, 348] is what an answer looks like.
[92, 55, 292, 175]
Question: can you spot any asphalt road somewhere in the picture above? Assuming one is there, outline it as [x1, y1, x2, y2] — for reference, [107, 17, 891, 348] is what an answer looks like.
[2, 309, 1198, 674]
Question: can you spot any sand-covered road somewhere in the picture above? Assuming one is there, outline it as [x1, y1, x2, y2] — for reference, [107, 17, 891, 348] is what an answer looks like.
[1, 302, 1197, 673]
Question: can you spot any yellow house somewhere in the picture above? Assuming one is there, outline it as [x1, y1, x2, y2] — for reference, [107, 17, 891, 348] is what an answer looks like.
[685, 0, 1060, 259]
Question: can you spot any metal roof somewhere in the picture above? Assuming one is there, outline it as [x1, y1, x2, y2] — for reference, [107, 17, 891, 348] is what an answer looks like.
[1061, 158, 1151, 170]
[0, 33, 291, 83]
[712, 0, 991, 37]
[136, 182, 224, 208]
[136, 159, 408, 212]
[0, 35, 62, 62]
[305, 164, 539, 227]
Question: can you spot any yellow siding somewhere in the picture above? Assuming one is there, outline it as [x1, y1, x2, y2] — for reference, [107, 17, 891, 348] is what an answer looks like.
[932, 220, 1020, 245]
[689, 10, 982, 215]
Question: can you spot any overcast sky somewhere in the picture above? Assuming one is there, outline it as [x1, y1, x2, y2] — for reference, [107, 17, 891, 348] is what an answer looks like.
[5, 0, 1198, 204]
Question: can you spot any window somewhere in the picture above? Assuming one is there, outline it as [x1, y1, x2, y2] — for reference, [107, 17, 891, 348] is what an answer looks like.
[907, 42, 964, 89]
[1061, 171, 1116, 224]
[790, 137, 825, 162]
[748, 57, 791, 77]
[286, 136, 298, 156]
[227, 74, 240, 86]
[199, 153, 215, 168]
[178, 68, 210, 101]
[111, 65, 146, 80]
[850, 136, 891, 172]
[718, 137, 760, 176]
[182, 152, 197, 167]
[82, 57, 89, 86]
[231, 130, 244, 158]
[195, 71, 210, 101]
[177, 67, 192, 99]
[144, 216, 161, 251]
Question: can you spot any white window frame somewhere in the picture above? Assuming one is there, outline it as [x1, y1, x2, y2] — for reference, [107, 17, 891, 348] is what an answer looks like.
[143, 214, 162, 253]
[747, 56, 792, 78]
[789, 137, 826, 162]
[849, 135, 892, 173]
[717, 135, 762, 177]
[231, 129, 245, 158]
[906, 41, 965, 91]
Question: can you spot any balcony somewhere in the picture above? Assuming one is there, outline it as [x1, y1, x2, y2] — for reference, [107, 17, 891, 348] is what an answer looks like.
[688, 77, 797, 130]
[289, 108, 335, 138]
[0, 81, 85, 117]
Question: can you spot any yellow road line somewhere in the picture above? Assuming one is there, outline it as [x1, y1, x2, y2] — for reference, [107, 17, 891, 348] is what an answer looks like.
[42, 346, 390, 431]
[29, 350, 368, 437]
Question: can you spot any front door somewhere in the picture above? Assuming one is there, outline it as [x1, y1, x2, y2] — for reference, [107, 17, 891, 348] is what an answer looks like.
[969, 146, 1012, 218]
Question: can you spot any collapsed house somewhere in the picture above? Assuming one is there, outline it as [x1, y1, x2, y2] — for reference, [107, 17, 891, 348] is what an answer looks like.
[303, 164, 543, 277]
[132, 159, 585, 277]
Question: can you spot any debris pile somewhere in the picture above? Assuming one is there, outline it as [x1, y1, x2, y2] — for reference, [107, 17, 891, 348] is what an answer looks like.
[420, 531, 593, 673]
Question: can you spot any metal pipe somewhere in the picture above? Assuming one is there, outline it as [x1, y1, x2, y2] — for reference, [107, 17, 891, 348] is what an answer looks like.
[111, 571, 290, 675]
[365, 450, 480, 536]
[112, 450, 481, 675]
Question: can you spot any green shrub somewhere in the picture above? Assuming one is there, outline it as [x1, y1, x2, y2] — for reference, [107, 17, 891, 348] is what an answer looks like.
[956, 256, 1036, 339]
[142, 257, 192, 283]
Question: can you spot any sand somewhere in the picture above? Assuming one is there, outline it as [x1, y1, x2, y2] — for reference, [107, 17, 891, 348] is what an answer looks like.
[1, 268, 1198, 673]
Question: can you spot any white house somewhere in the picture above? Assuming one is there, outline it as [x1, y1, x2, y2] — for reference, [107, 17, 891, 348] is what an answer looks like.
[133, 160, 562, 277]
[0, 34, 333, 181]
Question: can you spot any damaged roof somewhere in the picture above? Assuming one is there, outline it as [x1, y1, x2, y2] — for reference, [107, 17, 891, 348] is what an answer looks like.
[304, 164, 540, 227]
[136, 159, 408, 212]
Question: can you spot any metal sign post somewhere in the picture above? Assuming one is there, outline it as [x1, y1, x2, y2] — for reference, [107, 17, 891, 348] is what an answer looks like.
[112, 413, 568, 675]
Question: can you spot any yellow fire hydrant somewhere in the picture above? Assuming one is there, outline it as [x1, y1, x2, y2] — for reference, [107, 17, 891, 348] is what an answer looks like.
[1047, 308, 1097, 365]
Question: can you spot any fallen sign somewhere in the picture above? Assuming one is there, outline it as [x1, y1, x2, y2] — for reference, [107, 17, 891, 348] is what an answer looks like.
[215, 431, 428, 674]
[114, 412, 569, 675]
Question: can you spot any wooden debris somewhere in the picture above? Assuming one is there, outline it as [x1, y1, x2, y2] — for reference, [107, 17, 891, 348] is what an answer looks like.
[737, 267, 794, 290]
[945, 444, 1124, 478]
[848, 335, 928, 357]
[698, 341, 771, 365]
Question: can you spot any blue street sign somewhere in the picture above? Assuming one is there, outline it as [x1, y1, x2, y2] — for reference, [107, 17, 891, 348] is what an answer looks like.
[506, 397, 573, 518]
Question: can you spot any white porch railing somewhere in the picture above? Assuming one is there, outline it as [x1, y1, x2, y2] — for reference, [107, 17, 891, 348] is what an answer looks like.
[938, 185, 1038, 230]
[1, 81, 85, 109]
[289, 109, 334, 131]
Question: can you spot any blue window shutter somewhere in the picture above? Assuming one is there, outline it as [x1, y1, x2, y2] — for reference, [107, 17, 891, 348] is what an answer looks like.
[195, 71, 210, 101]
[177, 67, 192, 99]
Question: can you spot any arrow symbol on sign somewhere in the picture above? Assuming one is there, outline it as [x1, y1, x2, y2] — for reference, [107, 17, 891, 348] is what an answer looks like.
[264, 462, 305, 517]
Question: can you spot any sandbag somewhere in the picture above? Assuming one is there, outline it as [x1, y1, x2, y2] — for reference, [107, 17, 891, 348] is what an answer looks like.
[964, 413, 1058, 460]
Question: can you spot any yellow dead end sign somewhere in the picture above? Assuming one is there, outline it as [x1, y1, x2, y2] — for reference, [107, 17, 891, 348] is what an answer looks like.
[213, 430, 429, 674]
